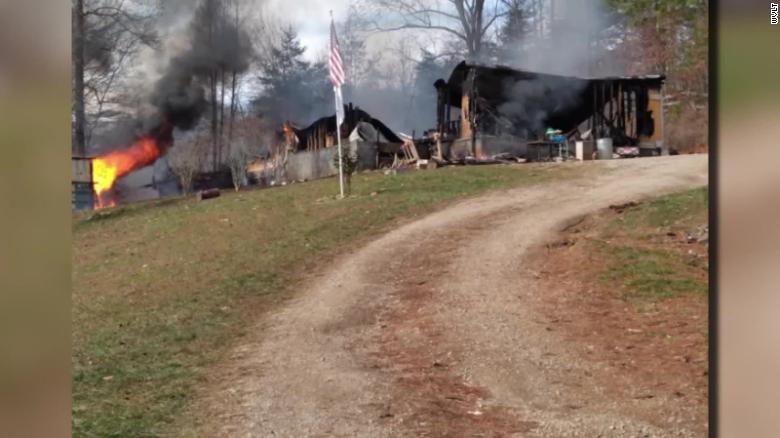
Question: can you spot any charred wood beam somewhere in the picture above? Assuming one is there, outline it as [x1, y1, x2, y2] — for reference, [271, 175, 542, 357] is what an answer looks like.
[591, 84, 596, 133]
[620, 88, 625, 132]
[610, 82, 615, 126]
[436, 85, 445, 135]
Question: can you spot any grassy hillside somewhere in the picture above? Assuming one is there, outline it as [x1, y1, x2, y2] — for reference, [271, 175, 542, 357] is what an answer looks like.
[534, 186, 709, 436]
[72, 164, 583, 437]
[599, 187, 709, 306]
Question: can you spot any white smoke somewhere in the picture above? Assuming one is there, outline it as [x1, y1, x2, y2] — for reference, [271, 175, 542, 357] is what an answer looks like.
[500, 0, 617, 77]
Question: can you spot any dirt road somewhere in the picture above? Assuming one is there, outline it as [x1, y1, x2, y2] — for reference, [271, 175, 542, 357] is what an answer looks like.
[194, 155, 707, 437]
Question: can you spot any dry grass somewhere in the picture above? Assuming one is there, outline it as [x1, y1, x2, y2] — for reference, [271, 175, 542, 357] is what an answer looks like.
[72, 163, 582, 437]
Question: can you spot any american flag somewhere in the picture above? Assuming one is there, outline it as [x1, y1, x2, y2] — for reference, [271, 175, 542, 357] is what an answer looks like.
[329, 18, 345, 88]
[329, 15, 346, 197]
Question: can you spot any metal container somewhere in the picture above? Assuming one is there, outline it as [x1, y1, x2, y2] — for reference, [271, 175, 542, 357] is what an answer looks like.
[72, 182, 95, 211]
[596, 138, 613, 160]
[72, 157, 94, 211]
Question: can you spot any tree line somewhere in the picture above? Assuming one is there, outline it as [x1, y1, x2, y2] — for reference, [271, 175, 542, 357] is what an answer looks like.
[72, 0, 709, 168]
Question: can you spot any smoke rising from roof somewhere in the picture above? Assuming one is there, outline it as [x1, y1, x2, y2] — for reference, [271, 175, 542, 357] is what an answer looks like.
[492, 0, 616, 137]
[500, 0, 614, 77]
[497, 74, 589, 137]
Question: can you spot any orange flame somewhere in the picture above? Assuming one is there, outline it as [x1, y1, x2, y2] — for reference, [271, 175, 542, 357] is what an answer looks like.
[92, 136, 162, 209]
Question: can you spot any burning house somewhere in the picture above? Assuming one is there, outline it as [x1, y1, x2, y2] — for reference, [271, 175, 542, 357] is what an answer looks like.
[71, 0, 254, 211]
[433, 62, 666, 161]
[255, 104, 404, 183]
[71, 122, 177, 210]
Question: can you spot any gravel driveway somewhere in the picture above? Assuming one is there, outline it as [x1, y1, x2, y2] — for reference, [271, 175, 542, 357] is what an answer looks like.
[191, 155, 707, 438]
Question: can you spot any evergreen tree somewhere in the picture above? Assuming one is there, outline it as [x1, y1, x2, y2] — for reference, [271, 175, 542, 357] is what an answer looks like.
[496, 0, 533, 62]
[253, 26, 329, 126]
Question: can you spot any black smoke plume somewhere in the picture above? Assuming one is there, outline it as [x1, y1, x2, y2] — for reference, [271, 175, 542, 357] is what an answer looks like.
[497, 75, 589, 138]
[145, 0, 253, 140]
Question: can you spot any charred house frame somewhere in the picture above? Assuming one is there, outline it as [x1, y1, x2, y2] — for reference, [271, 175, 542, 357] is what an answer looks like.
[434, 62, 665, 160]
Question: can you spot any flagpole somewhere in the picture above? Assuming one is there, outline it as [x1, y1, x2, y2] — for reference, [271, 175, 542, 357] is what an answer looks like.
[335, 86, 344, 198]
[330, 10, 345, 199]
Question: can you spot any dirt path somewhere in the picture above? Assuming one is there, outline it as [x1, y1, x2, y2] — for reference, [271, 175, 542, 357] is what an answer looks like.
[192, 155, 707, 438]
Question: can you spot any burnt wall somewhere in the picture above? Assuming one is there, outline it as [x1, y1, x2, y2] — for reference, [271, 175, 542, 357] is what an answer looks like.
[475, 135, 528, 158]
[284, 142, 379, 182]
[445, 135, 528, 160]
[285, 148, 339, 182]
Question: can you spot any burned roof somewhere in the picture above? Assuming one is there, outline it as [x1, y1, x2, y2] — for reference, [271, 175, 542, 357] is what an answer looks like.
[437, 61, 665, 108]
[447, 61, 666, 82]
[287, 105, 403, 149]
[349, 121, 401, 144]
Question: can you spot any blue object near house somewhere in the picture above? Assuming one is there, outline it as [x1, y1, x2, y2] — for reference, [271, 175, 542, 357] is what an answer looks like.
[551, 134, 567, 143]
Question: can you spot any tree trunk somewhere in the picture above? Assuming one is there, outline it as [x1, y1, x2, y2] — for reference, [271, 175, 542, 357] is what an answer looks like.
[210, 71, 218, 171]
[228, 70, 237, 148]
[536, 0, 543, 38]
[219, 67, 226, 165]
[208, 8, 218, 172]
[72, 0, 87, 156]
[227, 0, 239, 149]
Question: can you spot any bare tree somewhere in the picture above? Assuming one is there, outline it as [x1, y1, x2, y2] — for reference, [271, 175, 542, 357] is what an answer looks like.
[222, 0, 256, 160]
[365, 0, 511, 61]
[186, 0, 254, 171]
[228, 116, 266, 190]
[227, 0, 242, 149]
[336, 4, 381, 98]
[73, 0, 87, 156]
[227, 145, 249, 191]
[169, 131, 208, 195]
[72, 0, 158, 154]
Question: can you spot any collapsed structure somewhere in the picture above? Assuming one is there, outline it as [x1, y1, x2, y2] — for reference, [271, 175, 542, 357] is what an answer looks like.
[248, 62, 667, 188]
[248, 104, 406, 184]
[433, 61, 666, 160]
[282, 104, 403, 154]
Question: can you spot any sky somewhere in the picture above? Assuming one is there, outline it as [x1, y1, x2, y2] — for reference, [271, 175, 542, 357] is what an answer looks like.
[260, 0, 450, 63]
[156, 0, 350, 55]
[264, 0, 351, 61]
[152, 0, 443, 66]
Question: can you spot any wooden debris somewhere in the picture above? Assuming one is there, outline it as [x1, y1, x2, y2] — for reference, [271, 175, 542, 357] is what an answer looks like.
[417, 159, 438, 170]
